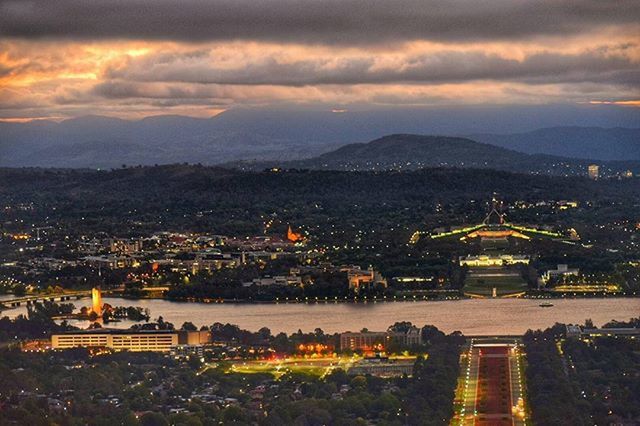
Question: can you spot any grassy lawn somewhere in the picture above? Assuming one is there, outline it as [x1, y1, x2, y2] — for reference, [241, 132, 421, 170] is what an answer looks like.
[464, 273, 527, 296]
[227, 354, 419, 378]
[228, 356, 359, 378]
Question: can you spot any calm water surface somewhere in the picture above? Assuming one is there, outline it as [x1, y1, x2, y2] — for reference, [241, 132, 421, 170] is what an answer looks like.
[6, 297, 637, 335]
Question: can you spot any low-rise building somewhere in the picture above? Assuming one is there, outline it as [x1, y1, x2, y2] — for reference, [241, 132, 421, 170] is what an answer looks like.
[170, 345, 204, 359]
[342, 265, 387, 293]
[581, 327, 640, 338]
[565, 325, 640, 339]
[82, 255, 139, 269]
[459, 254, 530, 267]
[542, 264, 579, 283]
[245, 275, 303, 287]
[349, 356, 415, 377]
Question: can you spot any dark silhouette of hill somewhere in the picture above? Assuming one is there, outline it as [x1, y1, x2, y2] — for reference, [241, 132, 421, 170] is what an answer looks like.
[1, 107, 638, 168]
[233, 134, 639, 175]
[2, 165, 638, 218]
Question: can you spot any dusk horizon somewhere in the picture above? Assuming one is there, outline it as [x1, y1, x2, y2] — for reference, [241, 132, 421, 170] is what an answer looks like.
[1, 0, 639, 122]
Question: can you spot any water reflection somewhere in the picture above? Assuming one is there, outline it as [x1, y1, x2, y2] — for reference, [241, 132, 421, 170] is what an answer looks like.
[3, 297, 634, 335]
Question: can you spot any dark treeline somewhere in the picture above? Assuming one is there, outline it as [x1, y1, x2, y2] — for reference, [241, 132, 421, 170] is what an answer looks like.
[524, 319, 640, 426]
[403, 327, 464, 424]
[0, 322, 464, 425]
[2, 166, 638, 237]
[0, 302, 77, 342]
[562, 318, 640, 425]
[523, 324, 586, 426]
[165, 269, 387, 302]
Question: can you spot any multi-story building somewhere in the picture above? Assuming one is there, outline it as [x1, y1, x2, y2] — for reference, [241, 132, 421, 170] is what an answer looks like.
[340, 331, 389, 351]
[178, 330, 211, 345]
[109, 238, 143, 254]
[340, 327, 423, 351]
[191, 251, 241, 273]
[400, 327, 423, 346]
[588, 164, 599, 180]
[51, 330, 178, 352]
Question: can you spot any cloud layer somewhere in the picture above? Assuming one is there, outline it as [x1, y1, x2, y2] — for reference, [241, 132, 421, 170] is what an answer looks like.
[1, 0, 639, 44]
[100, 46, 639, 87]
[0, 0, 639, 120]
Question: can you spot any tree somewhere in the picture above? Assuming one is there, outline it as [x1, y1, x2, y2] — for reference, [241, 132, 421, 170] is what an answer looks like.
[220, 405, 247, 423]
[388, 321, 414, 333]
[350, 375, 367, 389]
[181, 321, 198, 331]
[140, 412, 169, 426]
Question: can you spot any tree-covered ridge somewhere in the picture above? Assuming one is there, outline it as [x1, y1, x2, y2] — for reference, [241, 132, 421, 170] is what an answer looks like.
[233, 134, 640, 174]
[2, 165, 638, 230]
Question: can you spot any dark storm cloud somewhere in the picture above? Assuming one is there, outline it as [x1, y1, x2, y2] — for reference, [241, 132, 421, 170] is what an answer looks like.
[0, 64, 14, 77]
[1, 0, 639, 44]
[102, 49, 640, 87]
[92, 80, 237, 100]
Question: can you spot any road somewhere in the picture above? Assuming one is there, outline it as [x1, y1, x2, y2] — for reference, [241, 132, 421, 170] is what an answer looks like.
[453, 338, 527, 426]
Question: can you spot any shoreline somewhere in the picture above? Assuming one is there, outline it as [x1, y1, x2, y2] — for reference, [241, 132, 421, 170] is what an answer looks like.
[109, 292, 639, 305]
[48, 297, 640, 336]
[2, 292, 638, 312]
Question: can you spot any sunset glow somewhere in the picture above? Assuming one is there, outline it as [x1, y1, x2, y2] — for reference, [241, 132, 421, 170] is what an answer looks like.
[1, 0, 639, 120]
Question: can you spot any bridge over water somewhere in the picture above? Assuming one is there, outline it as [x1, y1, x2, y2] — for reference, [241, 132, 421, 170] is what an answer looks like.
[0, 290, 107, 308]
[0, 287, 169, 309]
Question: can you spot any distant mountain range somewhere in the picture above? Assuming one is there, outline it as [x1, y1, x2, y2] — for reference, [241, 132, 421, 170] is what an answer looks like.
[0, 113, 340, 168]
[235, 134, 640, 176]
[0, 109, 638, 169]
[469, 127, 640, 161]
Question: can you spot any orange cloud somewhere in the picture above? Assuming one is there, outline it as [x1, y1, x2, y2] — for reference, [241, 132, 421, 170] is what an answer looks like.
[0, 36, 638, 120]
[588, 100, 640, 107]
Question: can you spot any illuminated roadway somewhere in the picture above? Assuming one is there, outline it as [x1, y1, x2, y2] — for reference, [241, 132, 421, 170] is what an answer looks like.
[453, 338, 527, 426]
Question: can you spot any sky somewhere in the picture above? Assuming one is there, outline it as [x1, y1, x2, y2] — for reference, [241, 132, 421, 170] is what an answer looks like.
[0, 0, 639, 121]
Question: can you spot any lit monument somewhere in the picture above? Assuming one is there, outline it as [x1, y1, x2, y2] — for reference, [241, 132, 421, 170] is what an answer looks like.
[91, 287, 102, 317]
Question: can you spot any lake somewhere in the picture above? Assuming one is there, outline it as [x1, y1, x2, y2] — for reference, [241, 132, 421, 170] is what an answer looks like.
[5, 296, 637, 335]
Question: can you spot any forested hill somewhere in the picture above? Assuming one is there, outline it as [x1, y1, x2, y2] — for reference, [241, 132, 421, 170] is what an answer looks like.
[310, 134, 551, 169]
[1, 166, 638, 236]
[231, 134, 640, 175]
